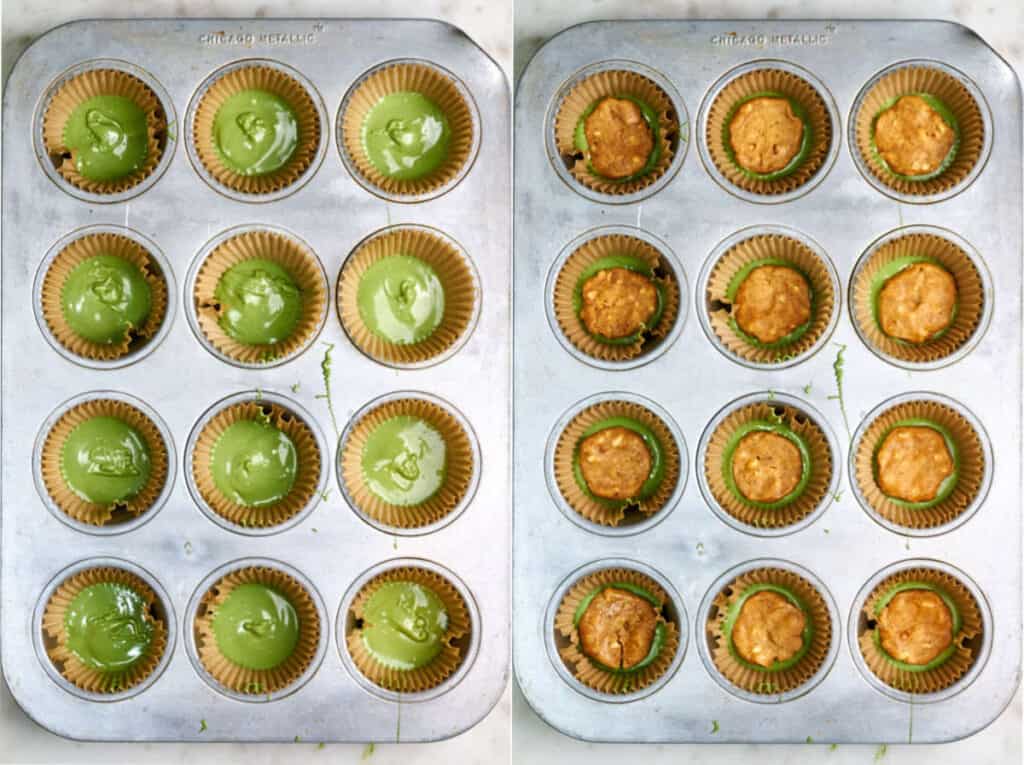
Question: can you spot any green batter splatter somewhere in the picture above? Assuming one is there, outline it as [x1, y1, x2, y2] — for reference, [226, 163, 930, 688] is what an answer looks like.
[827, 343, 851, 438]
[315, 342, 339, 437]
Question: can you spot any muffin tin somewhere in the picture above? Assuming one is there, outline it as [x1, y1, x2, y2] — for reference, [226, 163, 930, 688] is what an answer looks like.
[2, 19, 509, 741]
[514, 20, 1020, 743]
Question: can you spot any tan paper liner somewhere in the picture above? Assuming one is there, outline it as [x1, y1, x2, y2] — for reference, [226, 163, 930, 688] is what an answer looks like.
[191, 400, 321, 528]
[555, 567, 680, 695]
[340, 398, 474, 529]
[43, 567, 168, 693]
[704, 402, 832, 529]
[554, 69, 678, 196]
[854, 65, 984, 196]
[42, 68, 167, 195]
[192, 65, 320, 195]
[707, 567, 831, 695]
[852, 233, 984, 364]
[858, 567, 982, 694]
[338, 227, 477, 365]
[553, 234, 680, 362]
[41, 232, 168, 361]
[195, 566, 320, 695]
[194, 229, 326, 365]
[41, 398, 169, 527]
[707, 233, 835, 364]
[341, 62, 474, 197]
[346, 566, 470, 692]
[554, 400, 680, 527]
[706, 68, 831, 196]
[853, 399, 985, 529]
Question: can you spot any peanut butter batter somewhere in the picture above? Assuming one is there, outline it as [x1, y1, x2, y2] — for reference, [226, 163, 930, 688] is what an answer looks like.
[733, 265, 812, 344]
[728, 97, 805, 175]
[578, 426, 652, 501]
[732, 590, 807, 668]
[731, 430, 804, 503]
[584, 97, 655, 179]
[873, 95, 956, 177]
[876, 426, 955, 503]
[877, 262, 957, 344]
[579, 267, 659, 339]
[578, 587, 659, 670]
[878, 589, 954, 666]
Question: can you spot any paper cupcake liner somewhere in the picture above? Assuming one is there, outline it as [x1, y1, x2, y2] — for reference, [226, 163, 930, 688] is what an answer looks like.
[338, 227, 477, 365]
[195, 566, 320, 695]
[707, 233, 835, 364]
[555, 567, 680, 695]
[194, 229, 326, 365]
[192, 64, 320, 195]
[40, 232, 168, 361]
[553, 234, 680, 362]
[340, 398, 474, 529]
[854, 65, 984, 196]
[708, 567, 831, 695]
[852, 233, 984, 364]
[346, 566, 470, 692]
[554, 400, 680, 527]
[40, 398, 169, 527]
[554, 69, 679, 196]
[341, 62, 474, 197]
[191, 400, 320, 528]
[42, 566, 168, 693]
[858, 567, 982, 694]
[42, 68, 167, 195]
[704, 401, 832, 529]
[853, 399, 984, 529]
[706, 68, 831, 196]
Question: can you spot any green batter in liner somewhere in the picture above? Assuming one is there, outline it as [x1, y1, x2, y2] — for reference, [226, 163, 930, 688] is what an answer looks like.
[574, 95, 662, 183]
[725, 257, 815, 351]
[721, 417, 812, 510]
[870, 581, 962, 673]
[872, 418, 960, 510]
[572, 415, 666, 508]
[572, 581, 668, 674]
[573, 254, 667, 346]
[870, 93, 961, 182]
[722, 583, 813, 673]
[722, 92, 813, 182]
[869, 255, 959, 345]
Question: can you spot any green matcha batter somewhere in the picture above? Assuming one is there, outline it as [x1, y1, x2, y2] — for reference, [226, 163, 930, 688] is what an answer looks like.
[362, 92, 450, 180]
[211, 582, 299, 671]
[61, 254, 152, 344]
[361, 415, 446, 506]
[60, 416, 151, 505]
[210, 418, 297, 507]
[64, 582, 155, 674]
[63, 95, 149, 182]
[357, 255, 444, 344]
[214, 259, 302, 346]
[361, 581, 448, 670]
[213, 89, 298, 176]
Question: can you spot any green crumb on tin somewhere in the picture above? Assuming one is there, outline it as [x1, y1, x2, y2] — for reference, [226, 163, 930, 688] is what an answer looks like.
[294, 735, 301, 743]
[806, 736, 814, 744]
[317, 742, 325, 751]
[362, 743, 376, 759]
[711, 720, 719, 734]
[767, 389, 776, 399]
[803, 383, 812, 394]
[830, 744, 838, 751]
[320, 488, 332, 501]
[199, 719, 207, 733]
[291, 382, 300, 393]
[875, 744, 888, 761]
[696, 542, 705, 556]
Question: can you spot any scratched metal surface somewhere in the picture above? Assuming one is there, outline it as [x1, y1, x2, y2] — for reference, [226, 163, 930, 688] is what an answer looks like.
[513, 20, 1021, 743]
[1, 18, 510, 742]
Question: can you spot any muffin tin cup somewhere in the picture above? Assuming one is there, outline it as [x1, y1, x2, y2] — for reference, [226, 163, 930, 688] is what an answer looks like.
[337, 391, 480, 534]
[187, 558, 327, 702]
[337, 225, 481, 369]
[35, 392, 174, 532]
[339, 59, 480, 202]
[547, 393, 686, 533]
[187, 224, 329, 368]
[38, 60, 172, 201]
[850, 392, 991, 536]
[547, 559, 686, 702]
[699, 225, 840, 369]
[186, 390, 327, 535]
[850, 60, 991, 203]
[697, 392, 838, 536]
[850, 225, 991, 370]
[187, 59, 327, 202]
[697, 559, 839, 704]
[850, 560, 990, 702]
[550, 60, 686, 203]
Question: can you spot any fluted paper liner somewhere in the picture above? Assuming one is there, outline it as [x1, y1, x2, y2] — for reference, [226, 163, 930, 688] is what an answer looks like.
[858, 567, 982, 694]
[852, 233, 984, 364]
[41, 232, 168, 361]
[191, 400, 320, 528]
[192, 65, 320, 195]
[554, 400, 680, 527]
[854, 65, 984, 196]
[707, 233, 835, 364]
[708, 567, 831, 695]
[195, 566, 320, 695]
[340, 398, 474, 529]
[704, 401, 832, 529]
[43, 566, 167, 693]
[854, 399, 984, 529]
[555, 567, 680, 695]
[42, 68, 167, 195]
[341, 62, 474, 197]
[194, 229, 326, 365]
[338, 228, 477, 365]
[554, 234, 680, 362]
[347, 566, 470, 692]
[554, 69, 679, 196]
[706, 68, 831, 196]
[41, 398, 169, 527]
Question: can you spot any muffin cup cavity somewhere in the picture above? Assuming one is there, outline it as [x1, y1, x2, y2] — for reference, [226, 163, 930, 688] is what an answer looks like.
[337, 226, 480, 368]
[340, 60, 477, 201]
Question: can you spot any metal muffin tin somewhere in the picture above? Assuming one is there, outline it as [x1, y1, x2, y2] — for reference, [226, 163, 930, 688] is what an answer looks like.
[2, 18, 509, 742]
[514, 20, 1020, 743]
